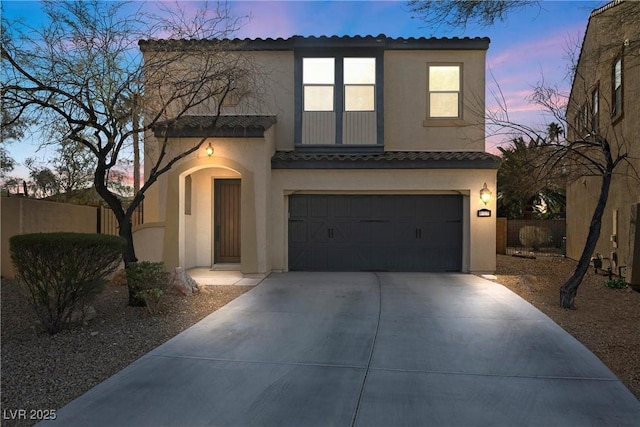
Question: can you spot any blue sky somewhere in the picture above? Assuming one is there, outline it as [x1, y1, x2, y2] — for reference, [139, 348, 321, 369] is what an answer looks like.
[2, 0, 604, 180]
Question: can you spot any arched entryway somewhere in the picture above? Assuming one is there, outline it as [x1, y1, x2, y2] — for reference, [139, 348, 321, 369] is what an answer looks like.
[178, 165, 242, 269]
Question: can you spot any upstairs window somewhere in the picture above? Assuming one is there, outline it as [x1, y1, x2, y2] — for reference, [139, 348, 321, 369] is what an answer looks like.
[297, 53, 381, 148]
[428, 64, 461, 118]
[591, 86, 599, 133]
[303, 58, 335, 111]
[344, 57, 375, 111]
[612, 57, 622, 117]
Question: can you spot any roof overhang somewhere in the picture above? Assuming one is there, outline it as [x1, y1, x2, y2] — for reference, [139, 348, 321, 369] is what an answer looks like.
[271, 151, 501, 169]
[152, 115, 277, 138]
[140, 35, 490, 52]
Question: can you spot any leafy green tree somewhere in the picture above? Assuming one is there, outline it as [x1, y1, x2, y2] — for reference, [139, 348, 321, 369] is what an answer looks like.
[497, 133, 566, 219]
[24, 160, 58, 198]
[0, 146, 15, 179]
[1, 109, 27, 179]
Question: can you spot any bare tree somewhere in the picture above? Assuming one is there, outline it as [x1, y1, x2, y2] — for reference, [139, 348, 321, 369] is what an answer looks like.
[1, 0, 256, 304]
[487, 71, 638, 309]
[407, 0, 539, 30]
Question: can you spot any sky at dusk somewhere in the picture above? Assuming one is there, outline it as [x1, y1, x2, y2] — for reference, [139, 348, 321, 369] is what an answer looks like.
[2, 0, 605, 181]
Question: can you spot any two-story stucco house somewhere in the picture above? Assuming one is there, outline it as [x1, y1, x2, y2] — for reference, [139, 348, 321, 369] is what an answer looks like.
[135, 35, 499, 275]
[566, 1, 640, 287]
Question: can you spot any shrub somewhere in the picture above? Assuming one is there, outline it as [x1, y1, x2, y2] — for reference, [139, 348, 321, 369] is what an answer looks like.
[604, 278, 627, 289]
[519, 226, 552, 251]
[137, 288, 164, 315]
[126, 261, 169, 313]
[9, 232, 125, 334]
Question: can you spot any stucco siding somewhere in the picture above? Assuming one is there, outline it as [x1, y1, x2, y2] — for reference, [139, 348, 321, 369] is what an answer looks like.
[566, 1, 640, 285]
[384, 50, 486, 152]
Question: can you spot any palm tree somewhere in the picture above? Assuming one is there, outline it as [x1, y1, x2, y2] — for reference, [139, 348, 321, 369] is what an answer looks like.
[547, 122, 564, 144]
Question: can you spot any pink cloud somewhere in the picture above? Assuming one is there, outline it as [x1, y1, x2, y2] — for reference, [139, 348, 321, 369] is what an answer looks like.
[230, 2, 302, 39]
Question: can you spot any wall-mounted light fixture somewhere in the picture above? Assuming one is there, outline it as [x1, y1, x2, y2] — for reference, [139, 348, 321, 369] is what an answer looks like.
[205, 142, 214, 157]
[480, 183, 492, 205]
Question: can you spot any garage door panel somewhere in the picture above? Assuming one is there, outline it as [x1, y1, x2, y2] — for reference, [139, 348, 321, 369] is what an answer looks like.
[310, 221, 329, 243]
[288, 195, 462, 272]
[289, 220, 307, 243]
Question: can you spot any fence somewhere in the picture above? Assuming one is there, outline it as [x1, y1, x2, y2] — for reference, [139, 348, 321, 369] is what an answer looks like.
[502, 218, 566, 257]
[98, 204, 144, 236]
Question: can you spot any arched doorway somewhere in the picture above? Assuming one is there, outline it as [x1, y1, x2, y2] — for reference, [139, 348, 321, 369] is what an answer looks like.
[178, 166, 241, 269]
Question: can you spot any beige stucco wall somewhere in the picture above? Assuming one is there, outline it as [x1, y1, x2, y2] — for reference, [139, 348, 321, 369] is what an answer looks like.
[566, 2, 640, 285]
[145, 128, 275, 274]
[269, 169, 497, 273]
[1, 197, 97, 279]
[140, 40, 495, 275]
[150, 48, 486, 153]
[132, 223, 165, 264]
[384, 50, 486, 152]
[567, 172, 640, 285]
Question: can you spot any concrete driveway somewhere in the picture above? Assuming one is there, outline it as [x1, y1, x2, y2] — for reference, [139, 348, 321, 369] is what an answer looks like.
[43, 273, 640, 426]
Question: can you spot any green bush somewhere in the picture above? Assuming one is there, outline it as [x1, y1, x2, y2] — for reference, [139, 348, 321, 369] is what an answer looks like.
[604, 277, 627, 289]
[126, 261, 169, 313]
[9, 232, 125, 334]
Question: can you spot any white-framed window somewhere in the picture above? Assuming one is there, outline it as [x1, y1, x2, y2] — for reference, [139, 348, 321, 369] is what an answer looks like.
[302, 57, 376, 112]
[303, 57, 335, 111]
[343, 57, 375, 111]
[428, 64, 461, 118]
[591, 86, 599, 133]
[612, 57, 622, 117]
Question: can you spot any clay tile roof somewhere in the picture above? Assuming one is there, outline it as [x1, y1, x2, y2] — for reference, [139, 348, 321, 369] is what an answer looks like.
[152, 115, 277, 138]
[271, 151, 501, 169]
[139, 34, 490, 51]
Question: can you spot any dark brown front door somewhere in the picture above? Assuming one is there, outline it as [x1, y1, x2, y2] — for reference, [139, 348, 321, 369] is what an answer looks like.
[214, 179, 241, 263]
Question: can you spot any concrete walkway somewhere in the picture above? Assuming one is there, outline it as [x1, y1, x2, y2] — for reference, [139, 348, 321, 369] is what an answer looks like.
[43, 273, 640, 426]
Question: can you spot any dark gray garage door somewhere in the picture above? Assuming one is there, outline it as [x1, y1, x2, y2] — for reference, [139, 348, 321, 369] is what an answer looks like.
[288, 195, 462, 271]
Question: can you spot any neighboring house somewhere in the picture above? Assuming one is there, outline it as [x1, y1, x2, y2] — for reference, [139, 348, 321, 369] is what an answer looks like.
[566, 0, 640, 286]
[136, 35, 499, 274]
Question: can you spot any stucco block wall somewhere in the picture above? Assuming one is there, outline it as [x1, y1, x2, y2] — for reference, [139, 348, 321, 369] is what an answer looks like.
[132, 223, 165, 263]
[1, 197, 97, 279]
[269, 168, 497, 273]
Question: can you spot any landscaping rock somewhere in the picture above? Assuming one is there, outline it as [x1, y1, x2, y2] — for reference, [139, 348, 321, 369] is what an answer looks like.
[168, 267, 199, 296]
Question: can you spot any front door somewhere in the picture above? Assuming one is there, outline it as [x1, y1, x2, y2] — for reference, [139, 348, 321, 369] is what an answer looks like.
[214, 179, 241, 263]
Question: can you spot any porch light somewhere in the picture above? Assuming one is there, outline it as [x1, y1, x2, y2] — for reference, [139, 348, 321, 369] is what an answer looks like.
[480, 183, 492, 205]
[205, 142, 214, 157]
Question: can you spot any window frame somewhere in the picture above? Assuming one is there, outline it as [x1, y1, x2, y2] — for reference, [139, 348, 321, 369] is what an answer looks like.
[591, 84, 599, 134]
[425, 62, 464, 126]
[343, 57, 376, 112]
[295, 49, 384, 151]
[302, 57, 336, 112]
[612, 56, 623, 120]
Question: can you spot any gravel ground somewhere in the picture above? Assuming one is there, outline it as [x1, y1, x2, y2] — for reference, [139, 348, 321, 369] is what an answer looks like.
[2, 257, 639, 426]
[1, 281, 253, 427]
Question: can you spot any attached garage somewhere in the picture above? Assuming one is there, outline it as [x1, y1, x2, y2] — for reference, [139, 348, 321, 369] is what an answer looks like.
[288, 195, 462, 272]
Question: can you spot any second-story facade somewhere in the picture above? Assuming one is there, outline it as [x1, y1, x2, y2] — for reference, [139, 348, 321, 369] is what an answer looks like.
[136, 35, 499, 275]
[566, 1, 640, 287]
